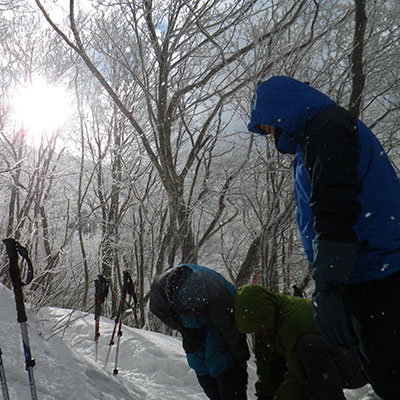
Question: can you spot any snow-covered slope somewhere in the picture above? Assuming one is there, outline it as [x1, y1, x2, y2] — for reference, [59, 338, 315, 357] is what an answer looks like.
[0, 283, 258, 399]
[0, 283, 378, 399]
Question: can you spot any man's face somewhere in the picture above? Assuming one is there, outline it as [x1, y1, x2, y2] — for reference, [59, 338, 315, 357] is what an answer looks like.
[259, 124, 276, 136]
[259, 124, 286, 152]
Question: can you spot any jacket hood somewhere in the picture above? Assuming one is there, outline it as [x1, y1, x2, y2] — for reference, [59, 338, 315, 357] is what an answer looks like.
[162, 265, 207, 313]
[234, 285, 282, 334]
[149, 272, 182, 330]
[248, 76, 334, 154]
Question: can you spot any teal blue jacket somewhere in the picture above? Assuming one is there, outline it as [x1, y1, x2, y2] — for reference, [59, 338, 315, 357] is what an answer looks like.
[150, 264, 249, 377]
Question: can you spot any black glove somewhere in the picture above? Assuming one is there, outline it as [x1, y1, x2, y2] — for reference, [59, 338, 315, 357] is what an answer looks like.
[312, 282, 357, 347]
[311, 240, 358, 348]
[217, 367, 247, 399]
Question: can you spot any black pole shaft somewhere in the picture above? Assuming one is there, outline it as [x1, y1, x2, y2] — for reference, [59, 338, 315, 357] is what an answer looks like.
[94, 277, 101, 361]
[94, 275, 109, 362]
[104, 289, 125, 368]
[112, 288, 127, 376]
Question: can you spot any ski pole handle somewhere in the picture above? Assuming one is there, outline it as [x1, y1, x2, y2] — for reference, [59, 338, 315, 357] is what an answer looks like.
[3, 239, 29, 322]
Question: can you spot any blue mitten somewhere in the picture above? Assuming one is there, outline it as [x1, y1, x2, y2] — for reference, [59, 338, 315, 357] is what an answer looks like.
[311, 240, 358, 348]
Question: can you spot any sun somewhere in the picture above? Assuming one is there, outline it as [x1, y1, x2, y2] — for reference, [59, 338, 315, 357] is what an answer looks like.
[12, 78, 73, 144]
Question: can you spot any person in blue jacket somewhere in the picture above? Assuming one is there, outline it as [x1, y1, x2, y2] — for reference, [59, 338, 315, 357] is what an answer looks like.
[247, 76, 400, 400]
[149, 264, 250, 400]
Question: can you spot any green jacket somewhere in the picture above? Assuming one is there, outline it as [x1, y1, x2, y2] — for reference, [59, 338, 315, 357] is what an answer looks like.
[234, 285, 320, 400]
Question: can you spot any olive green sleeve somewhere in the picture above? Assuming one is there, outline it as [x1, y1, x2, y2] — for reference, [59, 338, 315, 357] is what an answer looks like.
[274, 378, 312, 400]
[254, 337, 283, 397]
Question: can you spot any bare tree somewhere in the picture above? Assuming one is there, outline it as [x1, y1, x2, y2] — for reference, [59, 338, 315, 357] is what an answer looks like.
[0, 11, 78, 308]
[349, 0, 367, 116]
[0, 0, 395, 318]
[33, 0, 326, 272]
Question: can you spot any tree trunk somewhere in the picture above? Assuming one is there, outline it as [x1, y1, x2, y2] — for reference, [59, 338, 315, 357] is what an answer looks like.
[349, 0, 367, 117]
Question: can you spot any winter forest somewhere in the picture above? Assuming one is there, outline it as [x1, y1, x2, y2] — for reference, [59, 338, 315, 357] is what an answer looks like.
[0, 0, 399, 332]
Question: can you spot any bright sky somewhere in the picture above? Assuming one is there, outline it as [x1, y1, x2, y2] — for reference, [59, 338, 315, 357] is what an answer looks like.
[11, 77, 73, 145]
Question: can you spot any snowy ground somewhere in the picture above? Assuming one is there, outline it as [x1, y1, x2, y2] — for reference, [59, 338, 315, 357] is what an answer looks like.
[0, 283, 258, 399]
[0, 283, 376, 399]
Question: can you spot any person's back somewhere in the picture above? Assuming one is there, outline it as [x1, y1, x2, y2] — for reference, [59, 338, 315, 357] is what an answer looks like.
[234, 284, 367, 400]
[150, 264, 249, 400]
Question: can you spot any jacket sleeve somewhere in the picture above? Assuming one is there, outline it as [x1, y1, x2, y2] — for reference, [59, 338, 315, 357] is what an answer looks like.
[253, 336, 312, 400]
[205, 277, 250, 364]
[301, 105, 361, 243]
[254, 337, 286, 398]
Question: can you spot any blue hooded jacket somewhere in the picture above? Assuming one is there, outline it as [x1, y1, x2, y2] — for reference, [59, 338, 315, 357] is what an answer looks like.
[248, 76, 400, 284]
[248, 76, 334, 154]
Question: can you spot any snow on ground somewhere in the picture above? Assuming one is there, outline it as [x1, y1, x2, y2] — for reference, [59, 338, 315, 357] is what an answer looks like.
[0, 283, 258, 399]
[0, 283, 377, 399]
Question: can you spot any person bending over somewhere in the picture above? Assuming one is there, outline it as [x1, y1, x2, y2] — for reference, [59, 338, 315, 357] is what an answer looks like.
[150, 264, 250, 400]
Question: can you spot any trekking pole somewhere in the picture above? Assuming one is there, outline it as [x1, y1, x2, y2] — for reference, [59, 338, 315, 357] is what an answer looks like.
[3, 238, 38, 400]
[112, 271, 136, 376]
[94, 275, 109, 362]
[0, 348, 10, 400]
[104, 271, 136, 375]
